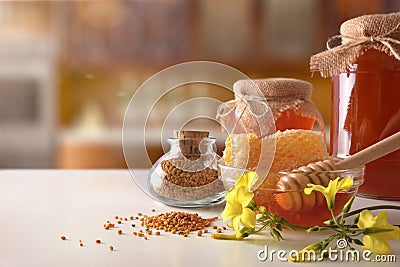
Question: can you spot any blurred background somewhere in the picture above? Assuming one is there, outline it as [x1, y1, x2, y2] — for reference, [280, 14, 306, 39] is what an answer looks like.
[0, 0, 399, 169]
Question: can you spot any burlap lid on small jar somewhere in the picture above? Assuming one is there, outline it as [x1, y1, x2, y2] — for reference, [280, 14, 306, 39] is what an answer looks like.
[311, 12, 400, 77]
[216, 78, 325, 139]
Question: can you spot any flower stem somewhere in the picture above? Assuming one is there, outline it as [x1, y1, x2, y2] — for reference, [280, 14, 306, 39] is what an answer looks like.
[344, 205, 400, 218]
[285, 224, 310, 230]
[330, 209, 341, 228]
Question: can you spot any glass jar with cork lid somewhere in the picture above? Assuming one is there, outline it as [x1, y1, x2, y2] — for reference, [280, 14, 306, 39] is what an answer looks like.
[148, 130, 225, 207]
[311, 13, 400, 200]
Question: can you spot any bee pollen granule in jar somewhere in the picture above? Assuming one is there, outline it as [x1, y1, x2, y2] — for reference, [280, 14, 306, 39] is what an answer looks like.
[148, 131, 225, 207]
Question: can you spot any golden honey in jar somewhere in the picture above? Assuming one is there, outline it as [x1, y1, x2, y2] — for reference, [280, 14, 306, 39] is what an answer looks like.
[311, 13, 400, 200]
[331, 49, 400, 200]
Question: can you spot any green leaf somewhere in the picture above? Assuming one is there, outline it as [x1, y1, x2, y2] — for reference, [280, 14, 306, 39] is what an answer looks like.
[270, 228, 283, 241]
[352, 239, 364, 246]
[352, 214, 360, 225]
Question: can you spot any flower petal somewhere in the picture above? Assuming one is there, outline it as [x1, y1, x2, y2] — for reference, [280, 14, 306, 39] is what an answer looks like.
[304, 184, 326, 195]
[370, 212, 400, 241]
[236, 186, 254, 208]
[337, 177, 353, 191]
[362, 235, 392, 255]
[240, 208, 256, 228]
[222, 190, 242, 221]
[236, 171, 258, 190]
[357, 210, 400, 255]
[357, 210, 374, 229]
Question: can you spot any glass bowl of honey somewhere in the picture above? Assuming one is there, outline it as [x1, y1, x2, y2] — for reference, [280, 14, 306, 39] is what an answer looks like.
[218, 162, 365, 227]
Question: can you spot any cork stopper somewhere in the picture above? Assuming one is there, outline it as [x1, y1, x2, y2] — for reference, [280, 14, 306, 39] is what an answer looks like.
[173, 130, 209, 155]
[173, 130, 209, 139]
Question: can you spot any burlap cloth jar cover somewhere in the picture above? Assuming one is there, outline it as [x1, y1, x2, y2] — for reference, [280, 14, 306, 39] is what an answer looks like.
[311, 12, 400, 78]
[217, 78, 325, 139]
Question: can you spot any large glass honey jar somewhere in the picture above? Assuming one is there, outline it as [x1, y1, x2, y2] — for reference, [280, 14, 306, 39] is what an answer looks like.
[311, 13, 400, 200]
[331, 49, 400, 200]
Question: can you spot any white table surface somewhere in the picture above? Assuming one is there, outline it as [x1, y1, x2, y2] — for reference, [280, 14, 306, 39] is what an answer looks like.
[0, 169, 398, 267]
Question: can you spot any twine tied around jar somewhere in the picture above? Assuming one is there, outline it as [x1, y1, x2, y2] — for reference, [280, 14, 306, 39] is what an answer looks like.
[311, 12, 400, 78]
[216, 84, 275, 138]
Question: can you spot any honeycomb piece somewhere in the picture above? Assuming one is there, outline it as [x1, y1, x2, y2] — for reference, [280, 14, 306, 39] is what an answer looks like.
[223, 133, 261, 169]
[268, 129, 328, 171]
[223, 130, 328, 172]
[257, 129, 328, 200]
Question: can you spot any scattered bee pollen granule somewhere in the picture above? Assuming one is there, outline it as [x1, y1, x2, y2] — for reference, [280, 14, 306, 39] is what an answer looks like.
[60, 236, 66, 240]
[95, 239, 101, 244]
[109, 246, 114, 251]
[142, 211, 218, 235]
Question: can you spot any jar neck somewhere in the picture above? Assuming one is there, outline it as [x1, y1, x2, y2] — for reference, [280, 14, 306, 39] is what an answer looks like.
[167, 137, 217, 155]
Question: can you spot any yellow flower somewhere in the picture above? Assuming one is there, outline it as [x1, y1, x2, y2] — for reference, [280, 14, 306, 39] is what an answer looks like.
[221, 172, 258, 238]
[304, 177, 353, 210]
[357, 210, 400, 254]
[236, 171, 258, 190]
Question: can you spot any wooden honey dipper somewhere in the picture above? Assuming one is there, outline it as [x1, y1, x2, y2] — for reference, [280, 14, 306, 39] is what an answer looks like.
[276, 131, 400, 211]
